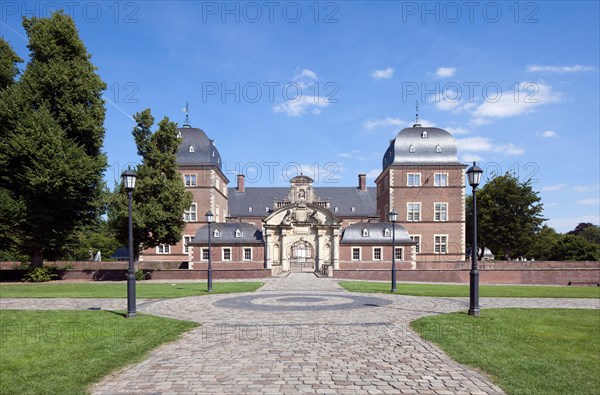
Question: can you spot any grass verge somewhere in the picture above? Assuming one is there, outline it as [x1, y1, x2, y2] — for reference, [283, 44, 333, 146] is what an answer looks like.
[0, 310, 197, 395]
[339, 281, 600, 298]
[411, 308, 600, 394]
[0, 281, 263, 298]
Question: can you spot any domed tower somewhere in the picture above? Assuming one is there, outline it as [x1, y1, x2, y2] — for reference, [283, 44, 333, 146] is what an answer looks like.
[375, 122, 466, 262]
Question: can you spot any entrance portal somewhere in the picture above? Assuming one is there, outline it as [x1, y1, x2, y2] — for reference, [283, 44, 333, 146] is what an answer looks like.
[290, 240, 314, 272]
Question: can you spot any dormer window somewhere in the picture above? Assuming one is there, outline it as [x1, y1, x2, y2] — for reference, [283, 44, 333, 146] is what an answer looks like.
[265, 207, 269, 212]
[351, 207, 356, 212]
[384, 228, 390, 237]
[361, 228, 369, 237]
[235, 229, 242, 238]
[436, 145, 442, 153]
[212, 150, 215, 157]
[213, 229, 220, 238]
[248, 207, 252, 212]
[422, 131, 428, 138]
[189, 145, 194, 153]
[409, 145, 415, 153]
[334, 206, 338, 212]
[177, 131, 182, 138]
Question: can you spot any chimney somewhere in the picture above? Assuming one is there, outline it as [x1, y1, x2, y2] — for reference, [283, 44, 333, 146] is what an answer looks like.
[236, 174, 245, 193]
[358, 173, 366, 191]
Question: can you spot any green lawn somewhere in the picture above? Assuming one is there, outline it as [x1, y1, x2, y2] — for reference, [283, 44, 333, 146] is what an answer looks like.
[0, 310, 197, 395]
[411, 308, 600, 395]
[0, 281, 263, 298]
[339, 281, 600, 298]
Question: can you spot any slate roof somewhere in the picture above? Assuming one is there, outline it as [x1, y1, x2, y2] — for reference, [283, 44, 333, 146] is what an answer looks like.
[176, 127, 222, 170]
[382, 126, 462, 169]
[340, 222, 415, 245]
[191, 222, 263, 245]
[227, 187, 378, 218]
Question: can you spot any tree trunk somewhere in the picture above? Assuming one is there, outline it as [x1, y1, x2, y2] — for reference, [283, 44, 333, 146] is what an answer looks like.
[32, 248, 43, 267]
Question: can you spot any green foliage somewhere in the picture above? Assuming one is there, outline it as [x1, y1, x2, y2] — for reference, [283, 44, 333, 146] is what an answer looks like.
[22, 267, 56, 282]
[0, 310, 197, 395]
[135, 269, 150, 281]
[528, 225, 600, 261]
[0, 12, 107, 266]
[64, 217, 121, 261]
[527, 225, 561, 260]
[108, 109, 192, 258]
[412, 309, 600, 395]
[0, 37, 23, 89]
[575, 223, 600, 245]
[467, 173, 545, 260]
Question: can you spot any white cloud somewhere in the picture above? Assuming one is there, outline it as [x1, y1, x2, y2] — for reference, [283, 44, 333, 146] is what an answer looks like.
[543, 183, 568, 191]
[471, 82, 561, 124]
[435, 67, 456, 78]
[294, 68, 318, 80]
[539, 130, 558, 138]
[527, 64, 596, 73]
[574, 184, 600, 192]
[456, 136, 525, 156]
[461, 154, 483, 163]
[371, 67, 395, 80]
[547, 215, 600, 233]
[578, 198, 600, 206]
[272, 95, 330, 117]
[365, 168, 382, 179]
[445, 126, 470, 135]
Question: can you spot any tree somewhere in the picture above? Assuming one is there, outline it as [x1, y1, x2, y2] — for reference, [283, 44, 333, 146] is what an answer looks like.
[0, 12, 107, 266]
[0, 37, 23, 89]
[569, 223, 600, 245]
[527, 225, 561, 261]
[552, 234, 599, 261]
[467, 173, 545, 260]
[108, 109, 192, 259]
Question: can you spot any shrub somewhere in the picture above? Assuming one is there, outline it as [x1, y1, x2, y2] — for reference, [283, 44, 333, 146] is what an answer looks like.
[135, 269, 150, 281]
[23, 267, 56, 283]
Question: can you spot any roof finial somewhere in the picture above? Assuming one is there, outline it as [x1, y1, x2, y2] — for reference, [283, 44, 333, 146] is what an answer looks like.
[182, 102, 191, 128]
[413, 100, 421, 127]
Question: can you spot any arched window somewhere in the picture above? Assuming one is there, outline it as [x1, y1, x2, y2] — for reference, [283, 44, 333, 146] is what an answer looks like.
[176, 131, 182, 138]
[299, 189, 306, 199]
[189, 145, 195, 153]
[213, 229, 220, 238]
[235, 229, 242, 238]
[384, 228, 390, 237]
[362, 228, 369, 237]
[409, 145, 415, 153]
[351, 207, 356, 212]
[334, 206, 338, 212]
[248, 207, 253, 212]
[436, 145, 442, 153]
[422, 131, 428, 138]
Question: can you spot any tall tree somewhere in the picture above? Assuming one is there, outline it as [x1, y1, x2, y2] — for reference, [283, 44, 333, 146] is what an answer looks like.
[108, 109, 192, 258]
[467, 173, 545, 260]
[0, 12, 107, 266]
[0, 37, 23, 89]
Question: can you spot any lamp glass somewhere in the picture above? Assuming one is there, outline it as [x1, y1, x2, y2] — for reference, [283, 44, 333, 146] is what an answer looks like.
[466, 162, 483, 187]
[389, 209, 398, 222]
[121, 170, 137, 190]
[205, 210, 214, 223]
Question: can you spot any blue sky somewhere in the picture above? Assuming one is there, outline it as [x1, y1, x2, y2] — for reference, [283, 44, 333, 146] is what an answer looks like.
[1, 1, 598, 232]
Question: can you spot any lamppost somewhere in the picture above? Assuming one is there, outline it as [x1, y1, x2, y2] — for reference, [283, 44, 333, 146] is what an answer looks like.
[389, 209, 398, 292]
[466, 162, 483, 316]
[121, 169, 137, 318]
[205, 210, 214, 292]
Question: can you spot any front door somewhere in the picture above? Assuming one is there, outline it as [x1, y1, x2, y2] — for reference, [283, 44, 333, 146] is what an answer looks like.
[290, 240, 314, 272]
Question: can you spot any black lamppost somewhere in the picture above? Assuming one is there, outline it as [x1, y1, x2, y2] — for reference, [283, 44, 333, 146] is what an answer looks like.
[390, 209, 398, 292]
[121, 169, 137, 318]
[205, 210, 214, 292]
[466, 162, 483, 316]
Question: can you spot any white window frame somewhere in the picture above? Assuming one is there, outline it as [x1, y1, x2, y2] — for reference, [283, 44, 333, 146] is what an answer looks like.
[434, 235, 448, 254]
[383, 228, 390, 237]
[243, 247, 252, 261]
[407, 173, 421, 187]
[434, 173, 448, 187]
[184, 203, 197, 222]
[201, 248, 209, 261]
[373, 247, 382, 261]
[361, 228, 369, 237]
[183, 235, 193, 254]
[156, 244, 171, 254]
[235, 229, 243, 238]
[222, 247, 232, 261]
[184, 174, 197, 187]
[394, 247, 403, 260]
[434, 202, 448, 222]
[351, 247, 361, 261]
[410, 235, 421, 254]
[407, 202, 421, 222]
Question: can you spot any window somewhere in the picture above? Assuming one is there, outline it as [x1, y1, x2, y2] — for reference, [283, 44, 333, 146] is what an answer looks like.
[334, 206, 338, 212]
[361, 228, 369, 237]
[351, 207, 356, 212]
[409, 145, 415, 153]
[184, 203, 197, 222]
[421, 131, 428, 138]
[352, 247, 361, 261]
[407, 173, 421, 187]
[248, 207, 252, 212]
[265, 207, 269, 212]
[434, 203, 448, 221]
[434, 173, 448, 186]
[188, 145, 194, 153]
[407, 203, 421, 221]
[222, 247, 232, 261]
[395, 247, 403, 260]
[235, 229, 242, 238]
[435, 145, 442, 153]
[434, 235, 448, 254]
[202, 248, 209, 261]
[410, 235, 421, 254]
[243, 247, 252, 261]
[184, 174, 196, 187]
[213, 229, 220, 238]
[373, 247, 382, 260]
[183, 235, 193, 254]
[177, 131, 182, 138]
[157, 244, 170, 254]
[383, 228, 390, 237]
